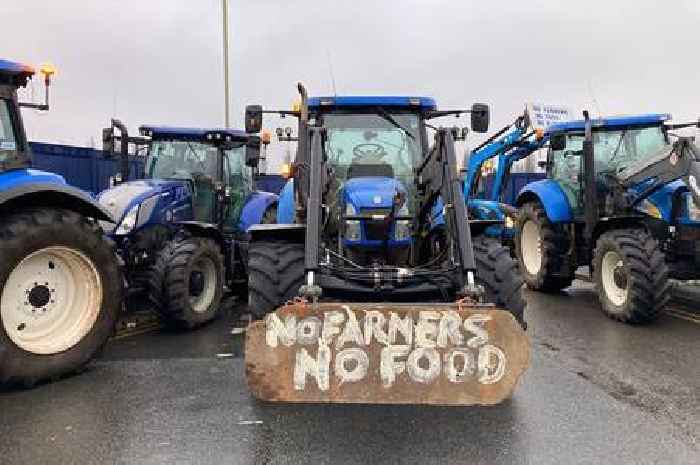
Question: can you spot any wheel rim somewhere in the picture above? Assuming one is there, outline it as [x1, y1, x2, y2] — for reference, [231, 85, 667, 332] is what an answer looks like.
[601, 250, 629, 308]
[521, 220, 542, 275]
[1, 247, 103, 355]
[189, 257, 217, 313]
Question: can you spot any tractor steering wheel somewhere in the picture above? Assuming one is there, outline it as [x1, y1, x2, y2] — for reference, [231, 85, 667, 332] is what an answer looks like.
[352, 143, 387, 163]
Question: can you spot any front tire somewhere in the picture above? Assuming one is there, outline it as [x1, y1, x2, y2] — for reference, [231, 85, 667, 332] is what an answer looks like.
[473, 236, 527, 327]
[248, 240, 304, 319]
[593, 228, 669, 323]
[515, 201, 574, 292]
[152, 236, 225, 329]
[0, 208, 122, 387]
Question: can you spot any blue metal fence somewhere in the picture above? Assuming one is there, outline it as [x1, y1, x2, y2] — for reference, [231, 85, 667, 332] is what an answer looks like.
[30, 142, 144, 195]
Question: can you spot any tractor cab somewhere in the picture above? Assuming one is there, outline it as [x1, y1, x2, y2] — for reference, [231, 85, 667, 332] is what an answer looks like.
[309, 97, 430, 262]
[142, 127, 255, 227]
[544, 114, 677, 216]
[272, 95, 488, 267]
[0, 59, 53, 172]
[99, 126, 275, 237]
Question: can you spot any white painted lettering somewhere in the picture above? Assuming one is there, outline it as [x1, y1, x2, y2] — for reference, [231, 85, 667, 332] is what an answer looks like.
[335, 348, 369, 385]
[407, 347, 441, 383]
[477, 344, 506, 385]
[296, 316, 321, 345]
[437, 311, 464, 348]
[415, 311, 440, 348]
[336, 306, 365, 348]
[322, 310, 345, 344]
[293, 343, 331, 391]
[444, 349, 475, 383]
[380, 345, 410, 388]
[364, 311, 388, 345]
[265, 313, 297, 348]
[464, 314, 491, 348]
[388, 312, 413, 346]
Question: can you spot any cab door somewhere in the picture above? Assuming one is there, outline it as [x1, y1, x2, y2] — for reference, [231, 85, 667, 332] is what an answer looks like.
[221, 145, 252, 232]
[548, 133, 585, 216]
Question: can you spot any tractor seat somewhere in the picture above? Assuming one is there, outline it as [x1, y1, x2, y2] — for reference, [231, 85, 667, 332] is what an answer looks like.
[347, 163, 394, 179]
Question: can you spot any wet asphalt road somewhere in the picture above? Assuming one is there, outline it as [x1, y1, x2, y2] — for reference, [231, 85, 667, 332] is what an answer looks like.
[0, 280, 698, 465]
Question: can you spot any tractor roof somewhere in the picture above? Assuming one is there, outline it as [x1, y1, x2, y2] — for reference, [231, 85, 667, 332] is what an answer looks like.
[0, 58, 35, 87]
[308, 96, 437, 111]
[546, 113, 671, 134]
[140, 126, 248, 141]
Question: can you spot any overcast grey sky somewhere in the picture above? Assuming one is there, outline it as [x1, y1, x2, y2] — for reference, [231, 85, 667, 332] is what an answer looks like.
[4, 0, 699, 169]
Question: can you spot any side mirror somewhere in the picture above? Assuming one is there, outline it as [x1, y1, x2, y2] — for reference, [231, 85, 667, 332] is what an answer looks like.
[245, 136, 261, 167]
[470, 103, 490, 133]
[245, 105, 263, 133]
[550, 133, 567, 151]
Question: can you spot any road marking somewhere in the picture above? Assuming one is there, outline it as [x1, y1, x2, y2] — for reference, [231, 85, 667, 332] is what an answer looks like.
[238, 420, 263, 425]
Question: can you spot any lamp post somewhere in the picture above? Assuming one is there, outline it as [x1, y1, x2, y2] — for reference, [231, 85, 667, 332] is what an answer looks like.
[222, 0, 230, 128]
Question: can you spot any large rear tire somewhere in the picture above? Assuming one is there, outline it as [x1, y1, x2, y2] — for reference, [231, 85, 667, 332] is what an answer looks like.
[151, 236, 225, 329]
[0, 208, 122, 387]
[592, 228, 669, 323]
[473, 236, 527, 327]
[515, 201, 574, 292]
[248, 240, 304, 319]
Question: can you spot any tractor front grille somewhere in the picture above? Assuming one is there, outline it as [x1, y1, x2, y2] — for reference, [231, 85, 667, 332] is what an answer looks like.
[361, 208, 391, 241]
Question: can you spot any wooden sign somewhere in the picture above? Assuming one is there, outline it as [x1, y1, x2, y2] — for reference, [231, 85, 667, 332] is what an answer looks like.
[245, 302, 530, 405]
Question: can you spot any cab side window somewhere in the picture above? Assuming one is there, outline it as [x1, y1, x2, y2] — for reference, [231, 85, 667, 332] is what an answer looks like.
[222, 147, 252, 229]
[0, 99, 18, 162]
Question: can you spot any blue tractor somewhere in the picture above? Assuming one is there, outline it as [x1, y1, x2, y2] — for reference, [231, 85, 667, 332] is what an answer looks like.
[463, 111, 545, 247]
[514, 111, 700, 323]
[98, 124, 277, 328]
[0, 59, 122, 386]
[243, 84, 526, 325]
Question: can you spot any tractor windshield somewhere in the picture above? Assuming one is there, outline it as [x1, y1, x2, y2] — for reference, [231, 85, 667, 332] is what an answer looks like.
[592, 125, 668, 174]
[322, 111, 422, 184]
[0, 99, 18, 163]
[146, 140, 219, 180]
[550, 125, 670, 211]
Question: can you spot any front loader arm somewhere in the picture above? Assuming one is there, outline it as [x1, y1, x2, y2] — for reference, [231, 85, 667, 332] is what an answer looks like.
[620, 138, 700, 206]
[417, 128, 480, 297]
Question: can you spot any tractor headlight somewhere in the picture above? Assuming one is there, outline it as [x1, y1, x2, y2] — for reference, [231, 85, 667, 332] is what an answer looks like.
[115, 204, 140, 235]
[395, 205, 411, 240]
[345, 203, 361, 241]
[637, 199, 662, 219]
[686, 194, 700, 222]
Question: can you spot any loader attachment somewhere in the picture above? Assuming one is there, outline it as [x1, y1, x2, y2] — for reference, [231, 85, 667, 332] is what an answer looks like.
[245, 302, 530, 405]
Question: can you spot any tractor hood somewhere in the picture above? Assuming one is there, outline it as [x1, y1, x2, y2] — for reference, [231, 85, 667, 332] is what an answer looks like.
[97, 179, 189, 233]
[342, 176, 407, 211]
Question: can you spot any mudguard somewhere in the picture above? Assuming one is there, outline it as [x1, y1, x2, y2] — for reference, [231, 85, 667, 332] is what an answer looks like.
[277, 179, 295, 224]
[239, 191, 278, 232]
[516, 179, 573, 223]
[0, 169, 114, 222]
[644, 179, 684, 223]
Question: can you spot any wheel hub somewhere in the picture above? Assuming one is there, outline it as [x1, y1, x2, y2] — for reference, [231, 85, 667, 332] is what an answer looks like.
[600, 250, 629, 308]
[190, 271, 205, 297]
[28, 284, 52, 309]
[613, 265, 627, 290]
